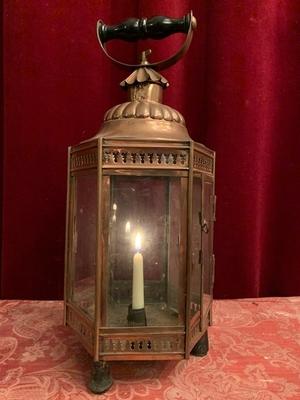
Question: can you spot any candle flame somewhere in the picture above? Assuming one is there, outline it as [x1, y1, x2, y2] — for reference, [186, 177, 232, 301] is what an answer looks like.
[125, 221, 131, 233]
[135, 233, 142, 251]
[112, 203, 117, 211]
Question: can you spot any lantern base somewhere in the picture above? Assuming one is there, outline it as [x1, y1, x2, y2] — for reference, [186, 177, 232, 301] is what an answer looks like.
[191, 330, 209, 357]
[88, 361, 113, 394]
[127, 304, 147, 326]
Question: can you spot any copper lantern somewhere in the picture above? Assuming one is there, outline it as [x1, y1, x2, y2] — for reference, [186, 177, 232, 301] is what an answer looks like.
[64, 12, 216, 394]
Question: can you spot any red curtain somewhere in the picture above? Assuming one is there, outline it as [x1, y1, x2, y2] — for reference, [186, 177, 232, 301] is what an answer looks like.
[2, 1, 300, 299]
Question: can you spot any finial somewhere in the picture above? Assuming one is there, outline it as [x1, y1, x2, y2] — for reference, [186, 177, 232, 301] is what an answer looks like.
[140, 49, 152, 65]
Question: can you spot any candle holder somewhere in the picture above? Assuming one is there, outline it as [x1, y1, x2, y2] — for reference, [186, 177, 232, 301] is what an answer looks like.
[64, 11, 216, 394]
[127, 304, 147, 326]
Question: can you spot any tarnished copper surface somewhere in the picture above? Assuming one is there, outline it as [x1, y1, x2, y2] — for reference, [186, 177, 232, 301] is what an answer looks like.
[90, 66, 188, 141]
[120, 67, 169, 88]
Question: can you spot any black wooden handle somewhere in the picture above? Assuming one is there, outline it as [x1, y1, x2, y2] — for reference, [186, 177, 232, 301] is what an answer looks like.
[99, 13, 192, 44]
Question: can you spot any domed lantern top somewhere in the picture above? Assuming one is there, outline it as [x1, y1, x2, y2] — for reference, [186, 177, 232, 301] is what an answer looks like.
[64, 11, 216, 395]
[95, 52, 189, 141]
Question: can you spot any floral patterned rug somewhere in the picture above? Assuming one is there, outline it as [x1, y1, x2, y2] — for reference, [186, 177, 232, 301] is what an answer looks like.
[0, 298, 299, 400]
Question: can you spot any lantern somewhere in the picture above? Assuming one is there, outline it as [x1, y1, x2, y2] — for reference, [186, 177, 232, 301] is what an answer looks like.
[64, 12, 216, 394]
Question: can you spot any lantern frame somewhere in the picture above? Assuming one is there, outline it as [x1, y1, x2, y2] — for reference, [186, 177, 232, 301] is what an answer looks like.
[64, 136, 215, 364]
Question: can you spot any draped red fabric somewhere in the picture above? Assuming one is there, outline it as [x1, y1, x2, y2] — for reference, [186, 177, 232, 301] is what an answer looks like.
[1, 1, 300, 299]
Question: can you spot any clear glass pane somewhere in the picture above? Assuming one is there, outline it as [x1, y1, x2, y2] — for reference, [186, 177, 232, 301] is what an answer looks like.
[190, 177, 202, 322]
[202, 178, 214, 319]
[105, 176, 186, 327]
[71, 174, 97, 318]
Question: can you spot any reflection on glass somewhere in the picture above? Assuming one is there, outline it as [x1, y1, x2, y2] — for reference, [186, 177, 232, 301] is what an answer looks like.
[125, 221, 131, 233]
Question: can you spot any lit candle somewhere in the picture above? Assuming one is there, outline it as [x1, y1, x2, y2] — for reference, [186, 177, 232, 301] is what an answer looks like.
[132, 233, 144, 310]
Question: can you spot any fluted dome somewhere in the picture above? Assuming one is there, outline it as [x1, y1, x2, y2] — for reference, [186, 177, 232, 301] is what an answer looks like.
[104, 100, 185, 125]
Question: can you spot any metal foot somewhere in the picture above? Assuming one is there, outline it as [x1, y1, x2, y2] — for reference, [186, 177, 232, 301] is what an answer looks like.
[88, 361, 113, 394]
[191, 330, 209, 357]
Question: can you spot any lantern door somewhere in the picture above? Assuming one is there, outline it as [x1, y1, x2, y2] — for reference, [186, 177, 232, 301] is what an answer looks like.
[188, 175, 202, 346]
[200, 174, 215, 330]
[188, 146, 215, 353]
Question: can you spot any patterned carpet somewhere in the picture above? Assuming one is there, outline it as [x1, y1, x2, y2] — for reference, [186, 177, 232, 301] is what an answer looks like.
[0, 298, 299, 399]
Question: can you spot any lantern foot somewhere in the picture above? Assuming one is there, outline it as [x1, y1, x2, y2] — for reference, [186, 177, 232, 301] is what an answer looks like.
[191, 330, 209, 357]
[88, 361, 113, 394]
[127, 304, 147, 326]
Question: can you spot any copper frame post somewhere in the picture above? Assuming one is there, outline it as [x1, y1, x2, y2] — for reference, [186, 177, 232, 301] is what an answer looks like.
[63, 147, 71, 325]
[94, 138, 104, 361]
[200, 173, 206, 332]
[184, 141, 193, 359]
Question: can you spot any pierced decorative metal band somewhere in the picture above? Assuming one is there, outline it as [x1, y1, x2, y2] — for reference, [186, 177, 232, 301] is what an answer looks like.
[103, 149, 188, 168]
[71, 150, 98, 171]
[66, 307, 94, 345]
[193, 152, 213, 173]
[101, 335, 184, 353]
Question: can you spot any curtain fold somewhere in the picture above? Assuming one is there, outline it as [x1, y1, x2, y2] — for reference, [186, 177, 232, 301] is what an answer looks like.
[1, 0, 300, 299]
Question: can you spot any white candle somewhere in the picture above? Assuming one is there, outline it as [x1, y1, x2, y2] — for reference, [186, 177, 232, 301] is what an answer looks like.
[132, 233, 144, 310]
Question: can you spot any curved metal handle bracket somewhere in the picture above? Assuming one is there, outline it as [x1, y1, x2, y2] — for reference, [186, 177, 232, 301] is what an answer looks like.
[96, 11, 197, 71]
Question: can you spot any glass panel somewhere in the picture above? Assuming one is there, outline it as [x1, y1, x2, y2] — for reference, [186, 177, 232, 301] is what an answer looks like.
[167, 179, 186, 320]
[202, 177, 214, 320]
[71, 174, 97, 318]
[105, 176, 186, 327]
[190, 177, 202, 323]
